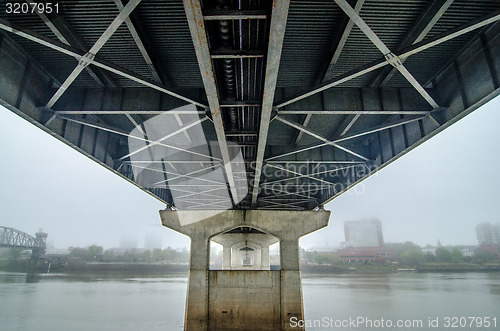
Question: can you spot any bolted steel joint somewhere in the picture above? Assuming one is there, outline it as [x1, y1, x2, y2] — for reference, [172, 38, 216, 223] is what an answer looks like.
[384, 52, 402, 68]
[78, 52, 95, 68]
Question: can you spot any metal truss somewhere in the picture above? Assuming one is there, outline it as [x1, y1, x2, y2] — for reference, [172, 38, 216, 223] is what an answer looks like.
[0, 18, 207, 108]
[1, 1, 499, 210]
[274, 10, 500, 108]
[183, 0, 242, 205]
[46, 0, 143, 108]
[0, 226, 36, 248]
[251, 0, 290, 206]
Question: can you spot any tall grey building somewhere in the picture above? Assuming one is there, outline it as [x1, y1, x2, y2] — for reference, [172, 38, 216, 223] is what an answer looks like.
[344, 220, 384, 247]
[476, 223, 500, 245]
[145, 233, 163, 250]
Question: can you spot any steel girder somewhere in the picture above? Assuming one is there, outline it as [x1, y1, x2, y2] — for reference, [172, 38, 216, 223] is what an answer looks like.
[0, 2, 499, 210]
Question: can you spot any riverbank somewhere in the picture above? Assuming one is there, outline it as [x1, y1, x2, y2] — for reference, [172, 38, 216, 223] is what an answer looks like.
[2, 260, 499, 275]
[64, 261, 189, 275]
[301, 262, 500, 273]
[0, 260, 189, 275]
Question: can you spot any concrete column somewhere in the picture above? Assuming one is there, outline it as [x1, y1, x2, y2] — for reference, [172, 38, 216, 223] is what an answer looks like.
[160, 209, 330, 331]
[185, 237, 209, 330]
[280, 239, 303, 331]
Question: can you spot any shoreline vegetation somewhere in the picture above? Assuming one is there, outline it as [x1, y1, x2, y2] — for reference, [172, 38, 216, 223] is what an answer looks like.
[1, 242, 499, 275]
[1, 260, 499, 276]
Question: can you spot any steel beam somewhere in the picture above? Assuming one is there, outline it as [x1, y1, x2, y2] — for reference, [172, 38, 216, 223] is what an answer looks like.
[251, 0, 290, 206]
[25, 0, 116, 88]
[265, 164, 358, 186]
[331, 88, 364, 138]
[267, 160, 364, 164]
[210, 49, 264, 59]
[0, 18, 207, 108]
[113, 0, 162, 83]
[297, 0, 366, 144]
[220, 100, 260, 107]
[275, 116, 369, 161]
[316, 0, 365, 84]
[55, 110, 204, 115]
[203, 9, 267, 20]
[131, 164, 225, 186]
[258, 201, 305, 209]
[259, 188, 313, 200]
[274, 10, 500, 108]
[173, 187, 230, 200]
[333, 116, 426, 144]
[370, 0, 455, 87]
[59, 115, 219, 161]
[266, 116, 424, 161]
[183, 0, 239, 204]
[156, 164, 223, 185]
[278, 110, 429, 115]
[333, 0, 439, 109]
[125, 161, 219, 164]
[46, 0, 143, 108]
[119, 116, 208, 160]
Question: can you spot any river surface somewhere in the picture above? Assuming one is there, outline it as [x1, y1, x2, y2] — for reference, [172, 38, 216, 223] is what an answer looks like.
[0, 271, 499, 331]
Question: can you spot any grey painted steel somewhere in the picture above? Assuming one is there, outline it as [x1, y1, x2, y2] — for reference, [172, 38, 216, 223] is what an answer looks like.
[25, 0, 115, 88]
[279, 110, 430, 115]
[203, 10, 267, 21]
[274, 11, 500, 109]
[0, 1, 499, 211]
[0, 226, 37, 248]
[296, 0, 365, 144]
[59, 115, 218, 162]
[54, 110, 205, 115]
[183, 0, 239, 204]
[322, 0, 366, 83]
[251, 0, 290, 205]
[274, 116, 369, 161]
[370, 0, 455, 87]
[46, 0, 143, 108]
[118, 116, 209, 160]
[113, 0, 162, 83]
[266, 116, 426, 162]
[333, 0, 439, 109]
[0, 19, 207, 108]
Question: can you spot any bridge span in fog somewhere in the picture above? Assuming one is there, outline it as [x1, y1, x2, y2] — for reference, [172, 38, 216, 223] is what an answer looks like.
[1, 0, 499, 330]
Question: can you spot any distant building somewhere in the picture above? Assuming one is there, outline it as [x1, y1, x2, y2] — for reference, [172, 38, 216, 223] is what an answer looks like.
[145, 233, 162, 250]
[476, 223, 500, 245]
[421, 245, 436, 255]
[336, 220, 394, 263]
[476, 244, 500, 258]
[459, 247, 475, 257]
[344, 219, 384, 248]
[336, 247, 394, 263]
[305, 244, 336, 252]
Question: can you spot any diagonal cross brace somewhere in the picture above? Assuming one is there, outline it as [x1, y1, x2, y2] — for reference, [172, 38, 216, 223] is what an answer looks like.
[45, 0, 143, 108]
[333, 0, 439, 108]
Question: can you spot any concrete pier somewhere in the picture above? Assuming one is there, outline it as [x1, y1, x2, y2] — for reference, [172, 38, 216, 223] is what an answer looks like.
[160, 209, 330, 331]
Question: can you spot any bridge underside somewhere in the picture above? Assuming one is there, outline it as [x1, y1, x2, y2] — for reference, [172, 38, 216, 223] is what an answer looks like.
[2, 2, 500, 331]
[1, 0, 500, 211]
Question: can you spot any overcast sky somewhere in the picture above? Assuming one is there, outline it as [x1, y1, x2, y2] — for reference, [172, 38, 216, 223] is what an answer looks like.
[1, 96, 499, 250]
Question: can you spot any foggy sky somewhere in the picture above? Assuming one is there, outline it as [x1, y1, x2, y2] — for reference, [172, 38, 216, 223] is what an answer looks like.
[1, 96, 499, 250]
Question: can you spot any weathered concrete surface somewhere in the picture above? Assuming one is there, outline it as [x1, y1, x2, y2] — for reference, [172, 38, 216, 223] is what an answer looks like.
[160, 209, 330, 331]
[211, 233, 279, 270]
[208, 271, 281, 331]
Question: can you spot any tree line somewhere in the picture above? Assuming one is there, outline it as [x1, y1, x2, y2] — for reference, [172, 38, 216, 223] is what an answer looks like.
[67, 245, 190, 264]
[301, 241, 499, 267]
